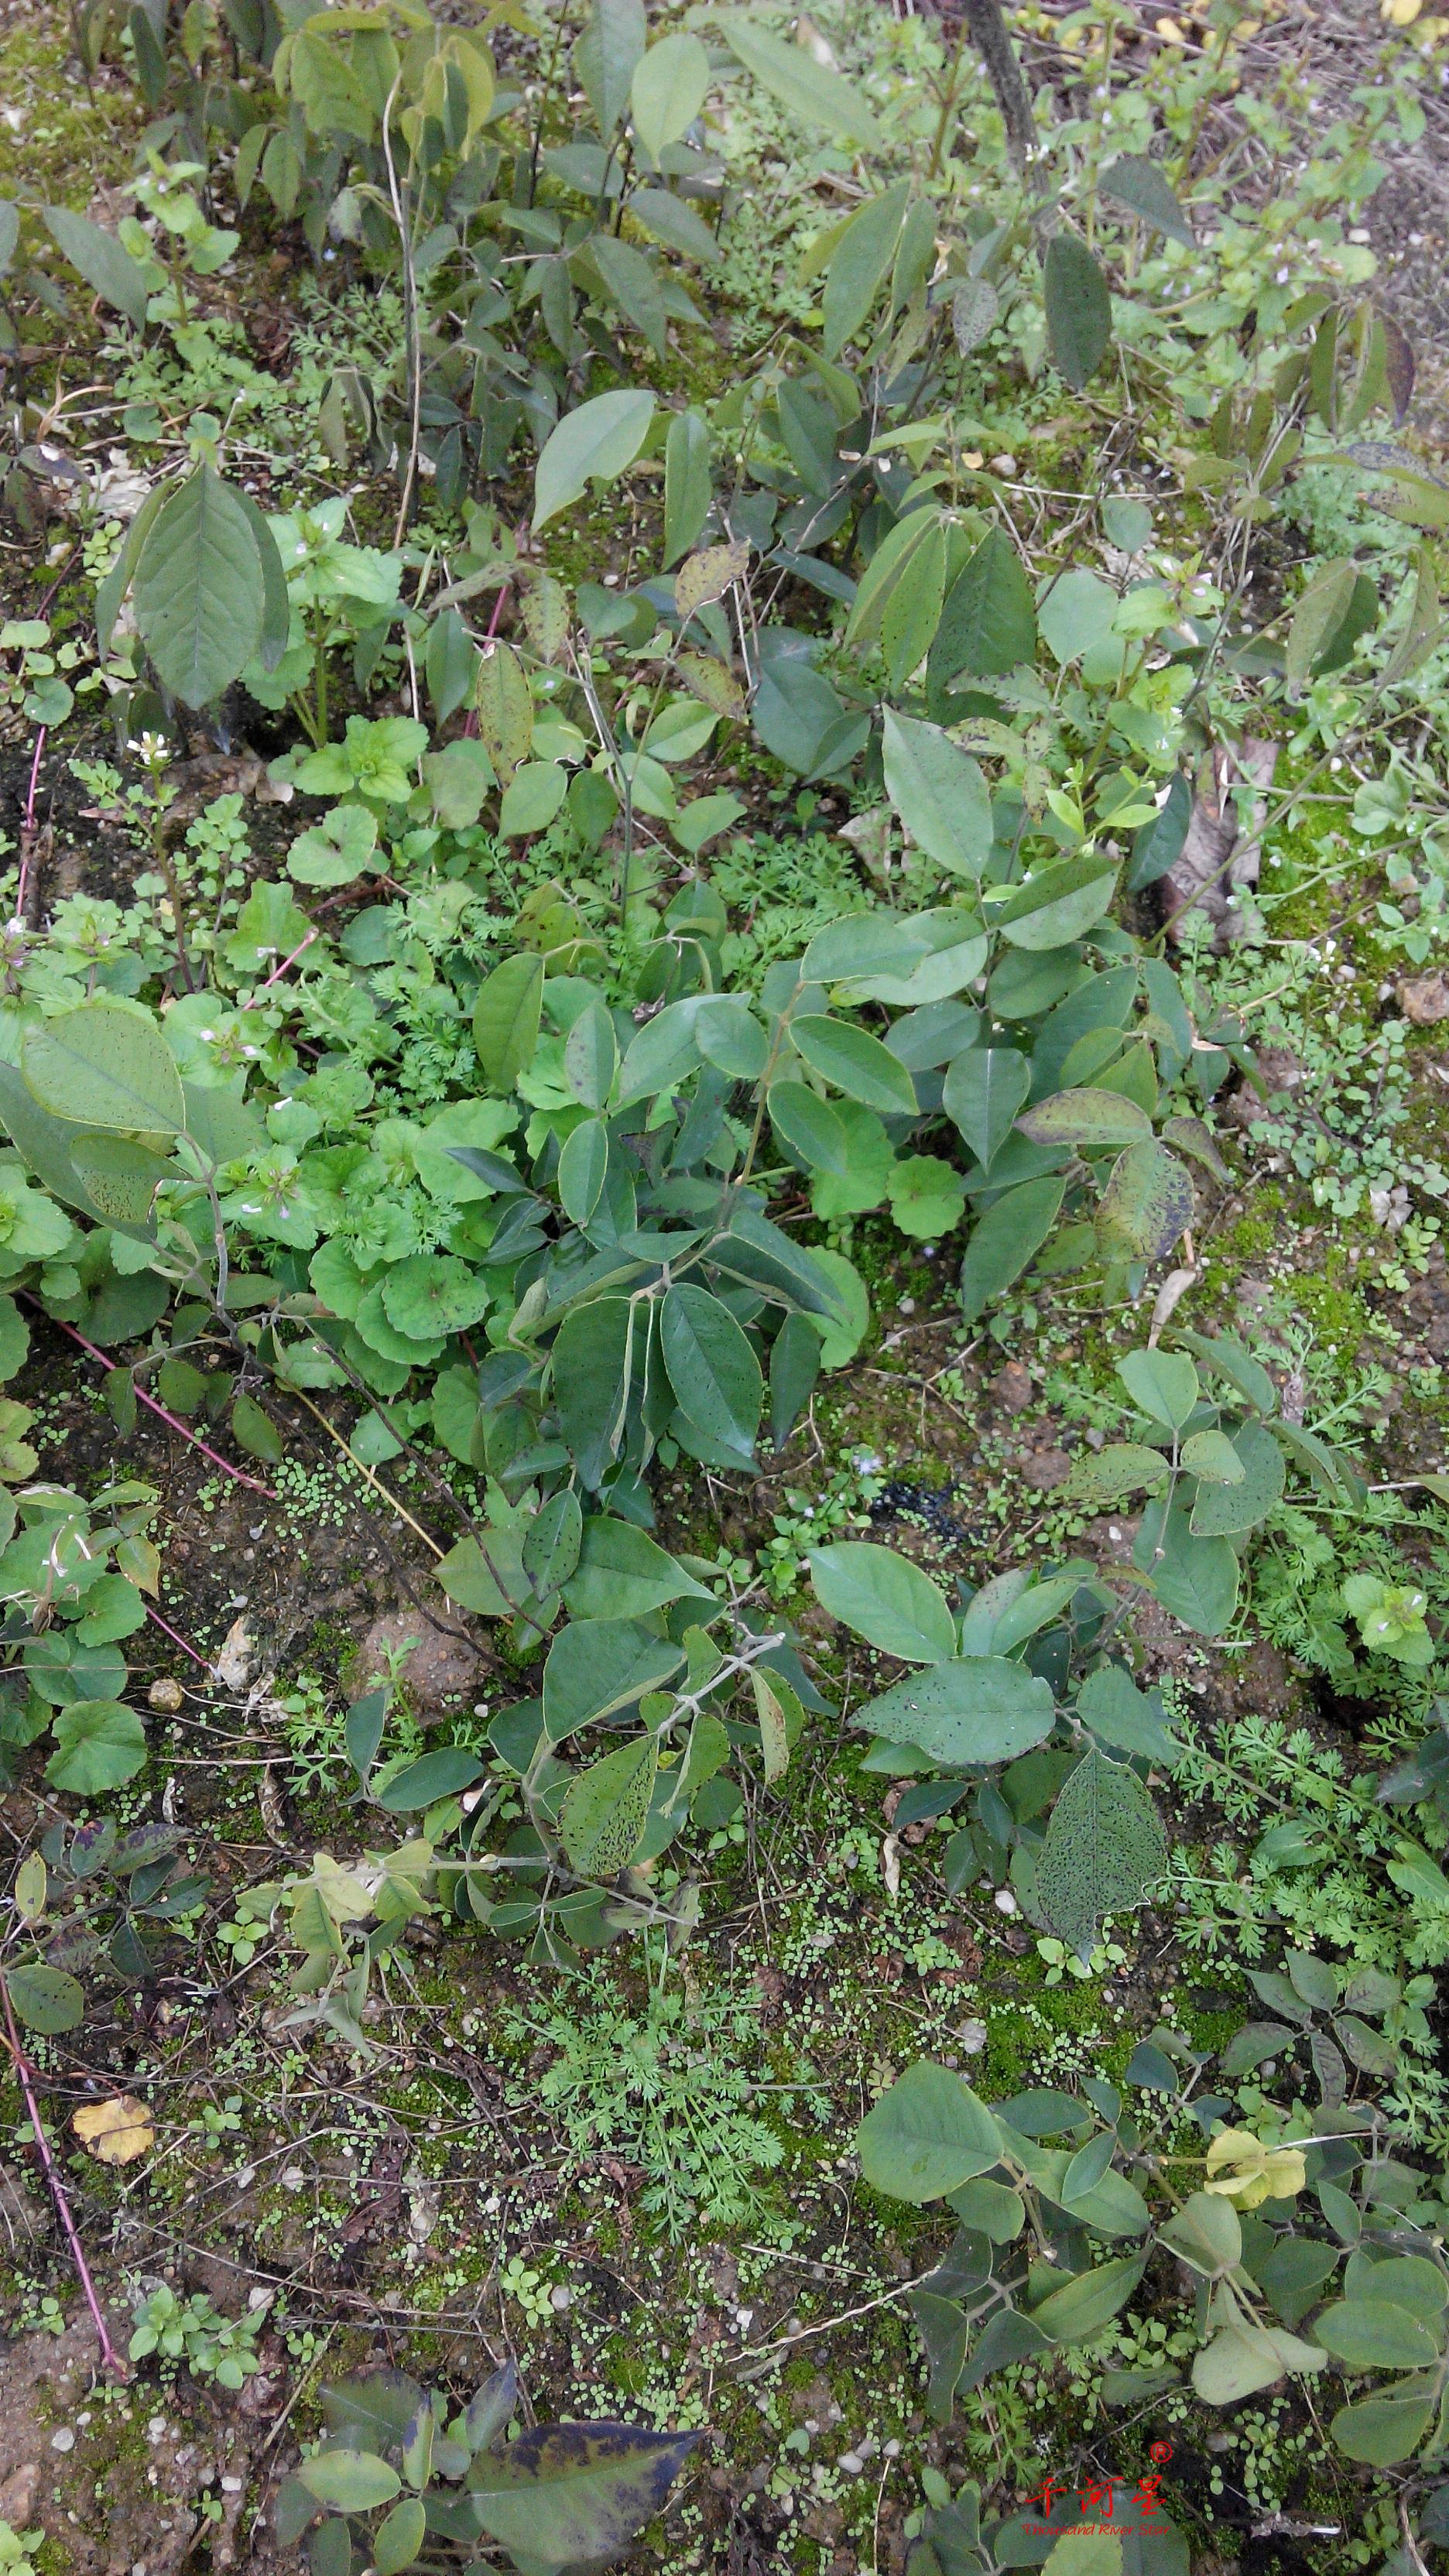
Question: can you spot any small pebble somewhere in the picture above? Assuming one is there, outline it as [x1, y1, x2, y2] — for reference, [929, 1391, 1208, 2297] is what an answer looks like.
[51, 2429, 75, 2453]
[993, 1888, 1018, 1915]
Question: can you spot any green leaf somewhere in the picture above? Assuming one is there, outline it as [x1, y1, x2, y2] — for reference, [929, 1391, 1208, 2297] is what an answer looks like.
[857, 1656, 1057, 1767]
[1193, 2313, 1324, 2405]
[473, 953, 544, 1091]
[856, 2060, 1002, 2201]
[287, 803, 380, 887]
[521, 1492, 584, 1598]
[564, 1519, 712, 1620]
[561, 1735, 659, 1876]
[1128, 772, 1192, 893]
[906, 2290, 971, 2422]
[552, 1297, 636, 1486]
[1067, 1444, 1171, 1509]
[543, 1618, 686, 1742]
[792, 1015, 916, 1115]
[1029, 2254, 1146, 2343]
[474, 642, 533, 777]
[664, 408, 713, 567]
[534, 390, 656, 530]
[770, 1309, 822, 1444]
[719, 15, 883, 144]
[958, 1174, 1066, 1321]
[1039, 568, 1120, 669]
[564, 1000, 618, 1112]
[132, 465, 267, 708]
[1142, 1514, 1239, 1636]
[631, 29, 711, 159]
[1285, 558, 1359, 694]
[1188, 1416, 1286, 1536]
[1043, 232, 1112, 391]
[372, 2497, 427, 2575]
[1180, 1428, 1244, 1484]
[1331, 2391, 1436, 2467]
[882, 519, 947, 693]
[943, 1047, 1030, 1170]
[0, 201, 19, 279]
[500, 760, 569, 838]
[823, 181, 910, 359]
[67, 1133, 171, 1225]
[297, 2451, 402, 2512]
[661, 1283, 762, 1457]
[468, 2424, 698, 2565]
[1117, 1348, 1199, 1430]
[1097, 1142, 1194, 1259]
[809, 1540, 956, 1663]
[45, 1699, 148, 1793]
[231, 1392, 285, 1466]
[574, 0, 646, 134]
[44, 204, 154, 323]
[930, 526, 1036, 684]
[4, 1962, 84, 2034]
[996, 855, 1118, 951]
[381, 1254, 489, 1343]
[1076, 1665, 1177, 1762]
[769, 1083, 851, 1177]
[881, 709, 993, 878]
[557, 1116, 609, 1225]
[1157, 2191, 1242, 2276]
[1316, 2299, 1443, 2372]
[375, 1747, 487, 1812]
[22, 1000, 184, 1134]
[1098, 154, 1194, 246]
[1018, 1088, 1151, 1151]
[1040, 2538, 1125, 2576]
[1034, 1749, 1167, 1952]
[887, 1154, 966, 1239]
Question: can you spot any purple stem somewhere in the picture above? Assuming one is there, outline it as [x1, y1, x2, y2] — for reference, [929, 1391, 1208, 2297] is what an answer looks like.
[29, 1304, 276, 1499]
[144, 1601, 210, 1669]
[15, 726, 46, 922]
[253, 927, 317, 995]
[0, 1971, 128, 2376]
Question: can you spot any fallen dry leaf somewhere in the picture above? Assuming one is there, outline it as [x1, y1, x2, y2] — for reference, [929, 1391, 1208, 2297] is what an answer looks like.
[73, 2096, 154, 2165]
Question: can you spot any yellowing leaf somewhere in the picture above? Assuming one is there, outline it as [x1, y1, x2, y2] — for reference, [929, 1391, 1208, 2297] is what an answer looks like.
[73, 2095, 155, 2164]
[1203, 2128, 1307, 2209]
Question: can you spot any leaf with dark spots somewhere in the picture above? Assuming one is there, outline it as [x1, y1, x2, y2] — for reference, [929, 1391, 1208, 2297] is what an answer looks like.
[321, 2370, 427, 2450]
[468, 2422, 700, 2567]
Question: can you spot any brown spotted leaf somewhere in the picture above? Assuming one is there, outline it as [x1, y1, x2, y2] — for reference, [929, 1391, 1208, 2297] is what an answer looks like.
[468, 2421, 699, 2565]
[673, 539, 750, 622]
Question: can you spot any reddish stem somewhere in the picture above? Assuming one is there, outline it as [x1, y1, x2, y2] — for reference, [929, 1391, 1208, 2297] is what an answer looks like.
[252, 928, 317, 996]
[28, 1304, 276, 1498]
[0, 1971, 128, 2376]
[23, 727, 45, 831]
[15, 725, 46, 923]
[144, 1601, 211, 1668]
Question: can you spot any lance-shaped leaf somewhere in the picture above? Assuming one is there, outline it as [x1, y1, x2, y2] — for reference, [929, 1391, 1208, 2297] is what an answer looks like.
[1099, 154, 1194, 247]
[882, 708, 993, 877]
[131, 465, 268, 707]
[718, 15, 883, 144]
[1043, 232, 1111, 390]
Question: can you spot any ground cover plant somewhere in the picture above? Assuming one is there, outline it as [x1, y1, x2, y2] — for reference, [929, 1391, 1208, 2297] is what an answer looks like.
[2, 0, 1449, 2568]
